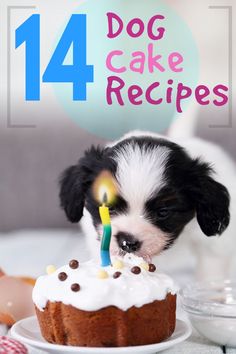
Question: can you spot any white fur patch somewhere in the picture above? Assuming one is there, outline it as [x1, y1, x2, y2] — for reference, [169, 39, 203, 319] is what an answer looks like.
[112, 143, 169, 215]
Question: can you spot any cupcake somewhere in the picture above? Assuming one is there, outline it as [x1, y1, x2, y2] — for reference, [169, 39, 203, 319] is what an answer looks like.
[33, 255, 177, 347]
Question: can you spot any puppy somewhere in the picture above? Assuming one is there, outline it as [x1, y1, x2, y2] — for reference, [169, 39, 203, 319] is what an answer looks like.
[59, 131, 235, 280]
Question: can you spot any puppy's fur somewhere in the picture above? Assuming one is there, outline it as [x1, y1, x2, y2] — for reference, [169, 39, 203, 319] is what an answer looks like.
[59, 131, 236, 280]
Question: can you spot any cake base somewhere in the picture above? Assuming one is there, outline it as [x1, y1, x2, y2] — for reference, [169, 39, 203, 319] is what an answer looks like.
[35, 293, 176, 347]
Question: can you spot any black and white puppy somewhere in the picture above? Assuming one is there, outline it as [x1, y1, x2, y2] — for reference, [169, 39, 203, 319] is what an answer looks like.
[59, 131, 235, 280]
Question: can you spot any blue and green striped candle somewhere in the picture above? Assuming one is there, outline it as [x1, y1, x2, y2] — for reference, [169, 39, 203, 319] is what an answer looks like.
[99, 193, 112, 267]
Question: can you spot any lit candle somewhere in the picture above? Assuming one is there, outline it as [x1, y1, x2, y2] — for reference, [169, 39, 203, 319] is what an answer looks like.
[99, 193, 112, 267]
[93, 171, 117, 267]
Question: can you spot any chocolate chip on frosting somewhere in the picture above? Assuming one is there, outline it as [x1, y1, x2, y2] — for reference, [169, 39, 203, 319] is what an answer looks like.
[71, 283, 80, 292]
[131, 266, 141, 274]
[113, 271, 122, 279]
[58, 272, 67, 281]
[69, 259, 79, 269]
[148, 264, 156, 272]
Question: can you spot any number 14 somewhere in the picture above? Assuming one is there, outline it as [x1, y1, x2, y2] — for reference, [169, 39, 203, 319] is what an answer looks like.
[15, 14, 94, 101]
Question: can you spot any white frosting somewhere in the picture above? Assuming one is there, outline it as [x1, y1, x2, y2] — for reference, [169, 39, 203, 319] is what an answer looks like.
[33, 255, 177, 312]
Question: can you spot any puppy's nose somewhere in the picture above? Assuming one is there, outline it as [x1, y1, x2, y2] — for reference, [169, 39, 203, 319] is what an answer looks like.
[116, 232, 141, 253]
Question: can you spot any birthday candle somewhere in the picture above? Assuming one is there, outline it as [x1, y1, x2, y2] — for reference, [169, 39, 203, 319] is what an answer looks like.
[99, 193, 112, 267]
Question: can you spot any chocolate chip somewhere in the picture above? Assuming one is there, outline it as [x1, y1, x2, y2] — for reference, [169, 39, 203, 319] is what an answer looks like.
[69, 259, 79, 269]
[58, 272, 67, 281]
[71, 283, 80, 292]
[148, 264, 156, 272]
[131, 266, 141, 274]
[113, 271, 122, 279]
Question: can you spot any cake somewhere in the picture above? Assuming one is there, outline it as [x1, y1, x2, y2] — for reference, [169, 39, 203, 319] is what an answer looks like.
[33, 255, 177, 347]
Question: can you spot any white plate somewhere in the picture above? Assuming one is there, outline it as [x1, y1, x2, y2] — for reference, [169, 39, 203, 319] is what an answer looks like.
[11, 316, 191, 354]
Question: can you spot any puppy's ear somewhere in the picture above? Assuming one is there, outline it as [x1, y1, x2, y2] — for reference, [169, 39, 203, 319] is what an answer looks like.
[59, 165, 85, 223]
[189, 159, 230, 236]
[59, 146, 110, 223]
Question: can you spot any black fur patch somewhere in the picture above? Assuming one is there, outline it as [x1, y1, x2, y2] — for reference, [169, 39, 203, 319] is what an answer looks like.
[59, 145, 128, 224]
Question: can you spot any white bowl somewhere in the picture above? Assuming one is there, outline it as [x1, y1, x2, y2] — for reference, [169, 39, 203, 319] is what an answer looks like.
[180, 279, 236, 347]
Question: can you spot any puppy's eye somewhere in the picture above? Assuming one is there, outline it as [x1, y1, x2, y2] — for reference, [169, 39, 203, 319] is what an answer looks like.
[157, 208, 171, 218]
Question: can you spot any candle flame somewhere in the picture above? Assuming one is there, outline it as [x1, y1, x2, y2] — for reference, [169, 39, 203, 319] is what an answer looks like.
[102, 192, 108, 205]
[93, 171, 117, 205]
